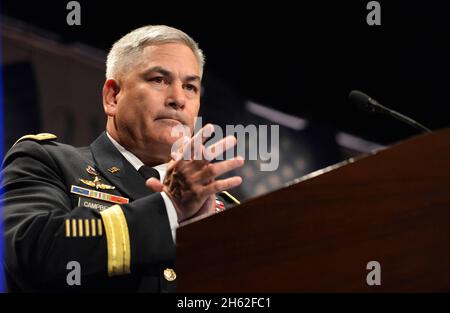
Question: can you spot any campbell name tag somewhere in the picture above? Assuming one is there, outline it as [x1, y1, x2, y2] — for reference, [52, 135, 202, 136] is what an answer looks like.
[70, 185, 129, 205]
[78, 197, 111, 211]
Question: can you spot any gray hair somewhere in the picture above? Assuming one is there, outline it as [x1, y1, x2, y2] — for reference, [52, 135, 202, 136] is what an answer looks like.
[106, 25, 205, 79]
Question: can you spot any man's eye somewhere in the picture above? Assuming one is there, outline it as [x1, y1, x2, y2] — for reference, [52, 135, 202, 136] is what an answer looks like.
[184, 84, 198, 92]
[150, 77, 164, 83]
[149, 77, 165, 83]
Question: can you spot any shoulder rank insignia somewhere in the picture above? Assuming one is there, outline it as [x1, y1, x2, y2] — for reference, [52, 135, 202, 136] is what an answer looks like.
[80, 166, 115, 190]
[14, 133, 58, 146]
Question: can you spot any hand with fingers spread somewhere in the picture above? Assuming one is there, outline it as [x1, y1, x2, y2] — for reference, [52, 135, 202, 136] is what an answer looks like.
[146, 124, 244, 222]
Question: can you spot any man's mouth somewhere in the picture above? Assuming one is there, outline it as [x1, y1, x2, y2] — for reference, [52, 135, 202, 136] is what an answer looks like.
[155, 114, 186, 126]
[155, 117, 187, 129]
[157, 118, 182, 125]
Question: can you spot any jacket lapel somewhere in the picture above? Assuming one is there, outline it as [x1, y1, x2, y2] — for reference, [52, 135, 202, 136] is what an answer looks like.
[89, 132, 154, 201]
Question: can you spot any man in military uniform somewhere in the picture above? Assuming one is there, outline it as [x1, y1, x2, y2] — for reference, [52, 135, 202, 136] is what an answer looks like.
[1, 25, 244, 292]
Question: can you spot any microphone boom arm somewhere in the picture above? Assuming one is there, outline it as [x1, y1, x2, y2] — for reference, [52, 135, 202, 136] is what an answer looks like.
[382, 106, 432, 134]
[349, 90, 432, 134]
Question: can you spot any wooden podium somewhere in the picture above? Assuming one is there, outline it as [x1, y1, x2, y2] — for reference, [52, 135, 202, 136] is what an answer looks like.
[176, 128, 450, 292]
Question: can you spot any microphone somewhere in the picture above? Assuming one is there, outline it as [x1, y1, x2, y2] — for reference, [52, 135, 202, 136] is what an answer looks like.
[349, 90, 432, 134]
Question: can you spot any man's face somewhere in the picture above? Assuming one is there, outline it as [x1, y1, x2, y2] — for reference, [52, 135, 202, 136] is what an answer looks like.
[108, 43, 201, 162]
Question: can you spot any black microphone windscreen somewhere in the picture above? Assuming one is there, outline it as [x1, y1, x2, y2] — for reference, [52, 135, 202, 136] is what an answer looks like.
[348, 90, 370, 106]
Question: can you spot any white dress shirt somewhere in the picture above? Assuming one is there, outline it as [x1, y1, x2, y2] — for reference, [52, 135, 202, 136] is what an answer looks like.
[106, 132, 179, 242]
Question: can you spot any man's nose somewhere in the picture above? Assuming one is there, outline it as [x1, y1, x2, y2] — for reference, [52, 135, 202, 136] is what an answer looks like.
[166, 83, 186, 110]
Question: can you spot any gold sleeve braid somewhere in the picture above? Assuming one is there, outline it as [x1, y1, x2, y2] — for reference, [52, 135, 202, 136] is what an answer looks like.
[100, 205, 131, 276]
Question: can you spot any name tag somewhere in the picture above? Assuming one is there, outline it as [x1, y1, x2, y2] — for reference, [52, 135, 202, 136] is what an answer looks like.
[78, 197, 112, 211]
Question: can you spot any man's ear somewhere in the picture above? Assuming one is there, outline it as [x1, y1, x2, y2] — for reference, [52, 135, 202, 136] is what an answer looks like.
[103, 79, 121, 116]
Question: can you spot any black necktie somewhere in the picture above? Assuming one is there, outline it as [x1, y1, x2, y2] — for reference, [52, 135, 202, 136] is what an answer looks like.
[138, 165, 161, 180]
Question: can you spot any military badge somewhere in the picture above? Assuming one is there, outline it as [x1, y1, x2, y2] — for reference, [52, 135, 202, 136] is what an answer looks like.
[80, 166, 116, 190]
[71, 185, 129, 205]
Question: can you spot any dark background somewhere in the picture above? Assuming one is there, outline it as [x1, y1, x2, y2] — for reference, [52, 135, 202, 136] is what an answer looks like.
[2, 0, 449, 145]
[1, 0, 449, 293]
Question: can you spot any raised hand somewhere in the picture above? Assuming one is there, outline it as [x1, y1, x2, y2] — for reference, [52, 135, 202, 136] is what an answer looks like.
[146, 124, 244, 222]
